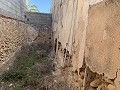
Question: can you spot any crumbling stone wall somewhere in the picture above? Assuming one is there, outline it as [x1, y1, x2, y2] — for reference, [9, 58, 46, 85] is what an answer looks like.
[0, 15, 26, 65]
[0, 14, 38, 72]
[51, 0, 120, 89]
[0, 0, 38, 74]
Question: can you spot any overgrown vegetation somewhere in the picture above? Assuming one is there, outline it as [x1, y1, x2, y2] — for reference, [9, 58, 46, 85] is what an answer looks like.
[1, 46, 36, 81]
[0, 42, 54, 90]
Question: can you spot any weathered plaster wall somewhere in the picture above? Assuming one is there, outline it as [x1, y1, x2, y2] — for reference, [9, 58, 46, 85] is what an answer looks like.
[51, 0, 103, 73]
[51, 0, 120, 89]
[85, 0, 120, 89]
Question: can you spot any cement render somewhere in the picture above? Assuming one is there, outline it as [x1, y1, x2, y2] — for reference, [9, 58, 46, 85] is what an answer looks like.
[0, 0, 27, 20]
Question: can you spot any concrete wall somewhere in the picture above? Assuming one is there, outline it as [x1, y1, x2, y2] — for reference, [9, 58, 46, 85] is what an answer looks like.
[25, 12, 52, 27]
[25, 12, 52, 45]
[51, 0, 120, 89]
[0, 0, 27, 20]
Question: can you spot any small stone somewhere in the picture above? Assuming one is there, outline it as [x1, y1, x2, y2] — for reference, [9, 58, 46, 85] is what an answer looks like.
[2, 62, 5, 64]
[7, 68, 9, 70]
[54, 80, 57, 83]
[8, 84, 13, 87]
[90, 78, 101, 88]
[78, 77, 83, 84]
[79, 71, 85, 79]
[1, 82, 4, 84]
[97, 84, 108, 90]
[52, 72, 55, 75]
[103, 77, 114, 84]
[107, 84, 116, 90]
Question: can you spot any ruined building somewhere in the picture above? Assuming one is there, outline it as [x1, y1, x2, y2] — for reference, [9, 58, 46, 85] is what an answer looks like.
[0, 0, 120, 90]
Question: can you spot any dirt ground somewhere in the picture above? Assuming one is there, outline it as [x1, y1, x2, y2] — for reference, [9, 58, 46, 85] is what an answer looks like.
[0, 36, 69, 90]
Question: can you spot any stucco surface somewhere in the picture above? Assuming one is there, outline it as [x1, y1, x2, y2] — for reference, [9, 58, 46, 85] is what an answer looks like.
[51, 0, 104, 71]
[51, 0, 120, 89]
[85, 1, 120, 79]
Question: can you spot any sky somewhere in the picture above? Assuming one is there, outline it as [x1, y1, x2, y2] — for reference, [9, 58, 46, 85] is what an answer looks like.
[29, 0, 52, 13]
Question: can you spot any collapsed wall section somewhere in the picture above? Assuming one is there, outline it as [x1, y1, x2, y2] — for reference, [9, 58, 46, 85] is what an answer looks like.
[51, 0, 120, 89]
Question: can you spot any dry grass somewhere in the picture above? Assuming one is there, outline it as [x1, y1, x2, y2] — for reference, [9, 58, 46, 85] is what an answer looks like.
[0, 41, 55, 90]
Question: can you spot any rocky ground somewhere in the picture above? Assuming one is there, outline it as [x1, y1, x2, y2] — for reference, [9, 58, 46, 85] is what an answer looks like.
[0, 36, 69, 90]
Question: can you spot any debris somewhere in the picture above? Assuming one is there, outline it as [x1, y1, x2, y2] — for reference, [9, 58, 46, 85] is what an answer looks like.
[8, 84, 13, 87]
[107, 84, 116, 90]
[97, 83, 108, 90]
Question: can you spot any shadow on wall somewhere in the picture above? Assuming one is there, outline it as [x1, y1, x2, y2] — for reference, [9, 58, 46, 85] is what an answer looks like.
[54, 38, 57, 53]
